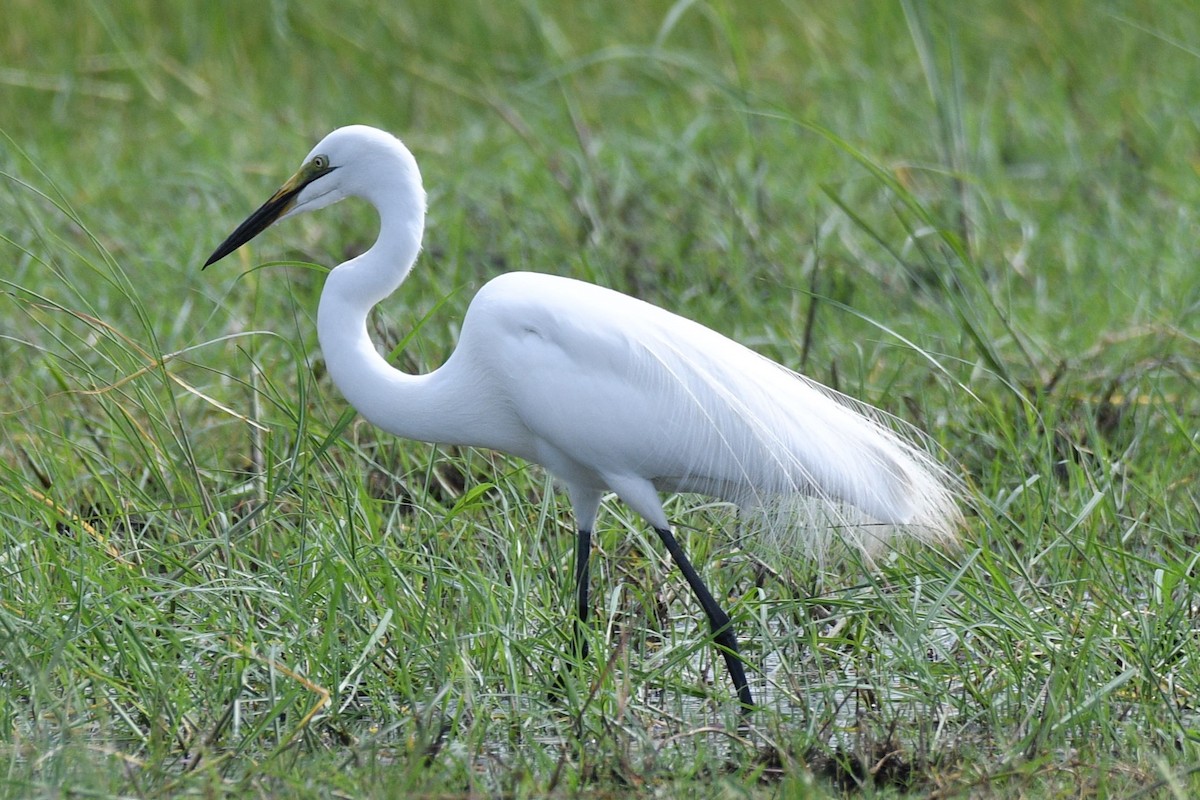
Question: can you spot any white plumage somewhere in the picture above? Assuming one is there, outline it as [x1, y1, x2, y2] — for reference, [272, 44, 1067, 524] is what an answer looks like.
[206, 125, 960, 709]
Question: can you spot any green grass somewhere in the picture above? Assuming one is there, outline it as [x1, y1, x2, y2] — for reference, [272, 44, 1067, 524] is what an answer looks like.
[2, 0, 1199, 797]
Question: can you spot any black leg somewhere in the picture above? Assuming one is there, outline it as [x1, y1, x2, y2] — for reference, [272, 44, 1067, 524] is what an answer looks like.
[573, 527, 592, 662]
[550, 527, 593, 703]
[655, 527, 754, 709]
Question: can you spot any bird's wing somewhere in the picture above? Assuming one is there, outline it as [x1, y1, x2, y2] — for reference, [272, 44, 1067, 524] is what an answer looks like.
[461, 272, 959, 547]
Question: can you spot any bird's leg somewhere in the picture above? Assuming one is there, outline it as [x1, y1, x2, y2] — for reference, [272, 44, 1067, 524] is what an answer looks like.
[550, 527, 593, 703]
[573, 527, 592, 663]
[655, 527, 754, 710]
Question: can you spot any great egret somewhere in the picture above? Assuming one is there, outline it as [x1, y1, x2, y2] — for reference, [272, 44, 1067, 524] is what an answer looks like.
[204, 125, 960, 709]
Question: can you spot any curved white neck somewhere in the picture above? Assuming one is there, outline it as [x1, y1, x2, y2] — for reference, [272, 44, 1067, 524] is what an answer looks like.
[314, 165, 458, 443]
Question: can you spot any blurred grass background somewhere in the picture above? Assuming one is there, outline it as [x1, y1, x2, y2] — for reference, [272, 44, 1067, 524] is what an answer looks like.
[1, 1, 1198, 797]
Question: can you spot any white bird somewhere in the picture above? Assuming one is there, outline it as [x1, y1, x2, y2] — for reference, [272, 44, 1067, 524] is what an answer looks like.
[204, 125, 960, 709]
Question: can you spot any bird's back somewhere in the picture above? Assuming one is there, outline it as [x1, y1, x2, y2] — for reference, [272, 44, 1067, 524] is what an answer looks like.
[455, 271, 959, 550]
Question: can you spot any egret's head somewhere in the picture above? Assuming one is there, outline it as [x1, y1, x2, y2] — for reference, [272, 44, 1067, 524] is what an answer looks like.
[204, 125, 418, 268]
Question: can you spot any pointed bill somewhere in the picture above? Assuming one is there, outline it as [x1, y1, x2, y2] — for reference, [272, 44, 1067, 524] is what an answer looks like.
[203, 159, 336, 268]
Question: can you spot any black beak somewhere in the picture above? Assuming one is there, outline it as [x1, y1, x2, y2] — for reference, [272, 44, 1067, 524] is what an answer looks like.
[203, 162, 336, 268]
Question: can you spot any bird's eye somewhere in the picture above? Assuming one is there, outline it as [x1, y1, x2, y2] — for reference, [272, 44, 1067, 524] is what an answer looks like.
[313, 155, 329, 170]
